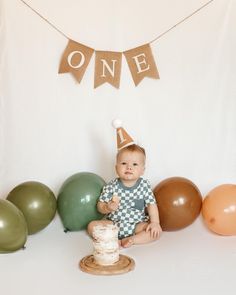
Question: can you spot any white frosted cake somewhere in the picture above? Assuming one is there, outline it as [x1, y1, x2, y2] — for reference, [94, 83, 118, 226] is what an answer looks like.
[92, 224, 119, 266]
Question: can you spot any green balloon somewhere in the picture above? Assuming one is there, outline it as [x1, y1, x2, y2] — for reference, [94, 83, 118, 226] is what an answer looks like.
[7, 181, 57, 235]
[57, 172, 106, 231]
[0, 199, 28, 253]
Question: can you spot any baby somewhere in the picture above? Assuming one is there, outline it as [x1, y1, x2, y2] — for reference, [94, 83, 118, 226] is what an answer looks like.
[88, 144, 162, 247]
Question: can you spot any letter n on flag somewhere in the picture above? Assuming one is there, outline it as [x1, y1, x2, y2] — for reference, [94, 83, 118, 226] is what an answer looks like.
[94, 51, 122, 89]
[58, 40, 94, 83]
[123, 44, 159, 86]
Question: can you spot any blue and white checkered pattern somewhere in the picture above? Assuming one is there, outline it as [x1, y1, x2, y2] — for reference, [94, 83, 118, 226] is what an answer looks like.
[99, 178, 156, 239]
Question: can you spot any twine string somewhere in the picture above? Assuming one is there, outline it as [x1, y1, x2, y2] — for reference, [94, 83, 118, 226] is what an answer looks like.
[19, 0, 215, 46]
[19, 0, 69, 39]
[149, 0, 215, 43]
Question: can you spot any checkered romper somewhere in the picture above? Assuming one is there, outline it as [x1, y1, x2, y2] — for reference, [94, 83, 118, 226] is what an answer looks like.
[99, 178, 156, 239]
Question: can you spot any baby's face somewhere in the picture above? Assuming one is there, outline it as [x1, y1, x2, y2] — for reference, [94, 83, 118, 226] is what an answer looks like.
[116, 150, 145, 184]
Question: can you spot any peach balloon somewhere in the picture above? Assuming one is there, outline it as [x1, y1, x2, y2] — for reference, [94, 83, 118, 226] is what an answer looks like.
[202, 184, 236, 235]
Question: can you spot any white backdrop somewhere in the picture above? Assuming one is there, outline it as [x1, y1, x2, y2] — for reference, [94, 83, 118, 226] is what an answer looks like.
[0, 0, 235, 199]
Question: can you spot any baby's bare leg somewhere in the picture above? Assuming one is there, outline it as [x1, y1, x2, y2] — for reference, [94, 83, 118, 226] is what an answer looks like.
[87, 220, 113, 237]
[121, 222, 158, 248]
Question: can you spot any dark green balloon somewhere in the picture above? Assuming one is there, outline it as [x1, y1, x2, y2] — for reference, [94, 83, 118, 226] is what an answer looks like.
[7, 181, 57, 235]
[0, 199, 28, 253]
[57, 172, 106, 231]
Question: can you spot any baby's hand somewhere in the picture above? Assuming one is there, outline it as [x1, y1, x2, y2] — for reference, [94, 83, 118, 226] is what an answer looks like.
[146, 222, 162, 239]
[112, 195, 120, 204]
[107, 195, 120, 212]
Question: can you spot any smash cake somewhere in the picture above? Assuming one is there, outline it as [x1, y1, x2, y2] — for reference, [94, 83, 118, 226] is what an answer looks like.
[92, 224, 119, 266]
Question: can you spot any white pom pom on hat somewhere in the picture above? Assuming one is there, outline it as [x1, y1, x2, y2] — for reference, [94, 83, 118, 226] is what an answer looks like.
[112, 119, 135, 150]
[112, 119, 122, 129]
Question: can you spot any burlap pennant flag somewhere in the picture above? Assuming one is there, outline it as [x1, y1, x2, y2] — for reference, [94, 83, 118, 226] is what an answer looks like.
[123, 43, 159, 86]
[94, 51, 122, 89]
[58, 40, 94, 83]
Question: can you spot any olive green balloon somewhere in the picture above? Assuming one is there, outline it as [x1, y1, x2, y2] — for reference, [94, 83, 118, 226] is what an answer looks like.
[7, 181, 57, 235]
[57, 172, 106, 231]
[0, 199, 28, 253]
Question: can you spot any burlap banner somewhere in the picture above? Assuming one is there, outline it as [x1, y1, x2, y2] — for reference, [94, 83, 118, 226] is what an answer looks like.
[58, 40, 159, 88]
[21, 0, 215, 88]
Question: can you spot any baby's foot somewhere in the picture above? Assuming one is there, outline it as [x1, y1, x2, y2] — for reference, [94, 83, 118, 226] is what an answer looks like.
[121, 236, 134, 248]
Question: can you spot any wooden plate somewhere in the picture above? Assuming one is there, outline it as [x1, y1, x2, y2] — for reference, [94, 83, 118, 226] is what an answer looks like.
[79, 254, 135, 275]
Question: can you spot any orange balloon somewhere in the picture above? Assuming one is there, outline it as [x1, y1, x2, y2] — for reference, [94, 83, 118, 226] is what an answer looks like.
[154, 177, 202, 231]
[202, 184, 236, 235]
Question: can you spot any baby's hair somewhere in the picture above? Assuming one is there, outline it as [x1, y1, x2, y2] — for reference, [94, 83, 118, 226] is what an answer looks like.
[117, 144, 146, 159]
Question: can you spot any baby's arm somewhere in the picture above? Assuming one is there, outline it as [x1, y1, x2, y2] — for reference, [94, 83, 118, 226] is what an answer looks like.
[146, 204, 162, 238]
[97, 195, 120, 214]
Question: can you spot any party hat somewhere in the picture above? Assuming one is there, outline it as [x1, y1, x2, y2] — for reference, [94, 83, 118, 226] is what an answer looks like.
[112, 119, 135, 150]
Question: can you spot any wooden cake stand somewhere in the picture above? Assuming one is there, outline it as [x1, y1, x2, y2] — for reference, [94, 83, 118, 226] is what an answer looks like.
[79, 254, 135, 275]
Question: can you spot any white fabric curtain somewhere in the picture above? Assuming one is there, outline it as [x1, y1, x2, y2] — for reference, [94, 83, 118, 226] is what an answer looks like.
[0, 0, 235, 198]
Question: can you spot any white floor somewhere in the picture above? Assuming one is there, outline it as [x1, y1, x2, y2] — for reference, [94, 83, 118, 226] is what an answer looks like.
[1, 215, 236, 295]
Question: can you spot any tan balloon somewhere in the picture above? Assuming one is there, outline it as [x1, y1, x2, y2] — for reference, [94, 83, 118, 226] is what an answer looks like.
[202, 184, 236, 235]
